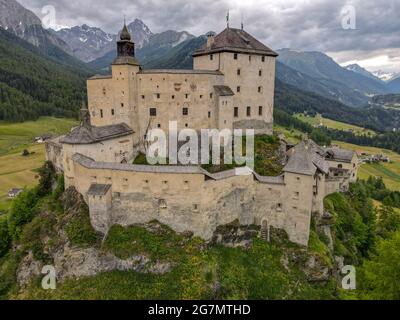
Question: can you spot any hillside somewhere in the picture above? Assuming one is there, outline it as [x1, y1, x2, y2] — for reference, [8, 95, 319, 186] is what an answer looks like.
[274, 80, 400, 133]
[0, 28, 91, 122]
[277, 49, 389, 107]
[387, 77, 400, 93]
[370, 94, 400, 109]
[276, 62, 373, 107]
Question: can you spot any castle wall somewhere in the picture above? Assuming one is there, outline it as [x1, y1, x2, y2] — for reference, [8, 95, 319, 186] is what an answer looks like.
[63, 135, 136, 188]
[45, 139, 64, 172]
[68, 155, 317, 246]
[136, 72, 226, 139]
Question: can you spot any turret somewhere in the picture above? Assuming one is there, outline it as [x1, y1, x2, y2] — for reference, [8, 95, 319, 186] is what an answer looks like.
[113, 21, 140, 66]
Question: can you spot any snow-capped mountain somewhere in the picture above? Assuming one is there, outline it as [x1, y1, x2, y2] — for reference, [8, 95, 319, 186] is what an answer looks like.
[372, 70, 400, 82]
[0, 0, 70, 54]
[345, 64, 383, 82]
[53, 19, 154, 62]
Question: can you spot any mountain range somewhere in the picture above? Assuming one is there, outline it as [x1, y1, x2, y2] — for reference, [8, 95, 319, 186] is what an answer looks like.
[52, 19, 154, 62]
[1, 0, 400, 131]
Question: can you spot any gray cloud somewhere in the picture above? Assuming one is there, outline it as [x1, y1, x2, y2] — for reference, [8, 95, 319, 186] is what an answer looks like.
[17, 0, 400, 72]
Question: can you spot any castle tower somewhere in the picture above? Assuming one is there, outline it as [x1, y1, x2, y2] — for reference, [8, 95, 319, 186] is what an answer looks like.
[108, 21, 141, 132]
[192, 26, 278, 134]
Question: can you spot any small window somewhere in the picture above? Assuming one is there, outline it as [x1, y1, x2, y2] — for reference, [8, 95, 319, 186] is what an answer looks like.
[234, 53, 238, 60]
[182, 108, 189, 116]
[210, 93, 213, 99]
[258, 86, 262, 93]
[237, 86, 241, 93]
[277, 203, 282, 211]
[259, 70, 262, 76]
[141, 95, 145, 99]
[237, 69, 241, 75]
[249, 55, 251, 62]
[185, 123, 189, 128]
[185, 94, 189, 99]
[200, 95, 203, 99]
[338, 164, 343, 169]
[121, 103, 124, 107]
[259, 106, 263, 116]
[103, 87, 106, 95]
[262, 56, 265, 62]
[172, 95, 175, 100]
[150, 108, 157, 117]
[111, 109, 115, 116]
[100, 109, 103, 118]
[247, 106, 251, 117]
[210, 54, 213, 60]
[208, 111, 211, 118]
[234, 107, 239, 118]
[156, 93, 161, 99]
[157, 124, 161, 128]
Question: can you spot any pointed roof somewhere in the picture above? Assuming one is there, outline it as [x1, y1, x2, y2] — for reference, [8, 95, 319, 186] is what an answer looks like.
[193, 27, 278, 57]
[120, 22, 131, 41]
[283, 141, 316, 176]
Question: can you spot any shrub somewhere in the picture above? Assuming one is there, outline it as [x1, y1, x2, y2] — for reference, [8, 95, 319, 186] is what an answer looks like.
[37, 161, 56, 197]
[7, 188, 39, 241]
[0, 217, 11, 258]
[65, 203, 98, 247]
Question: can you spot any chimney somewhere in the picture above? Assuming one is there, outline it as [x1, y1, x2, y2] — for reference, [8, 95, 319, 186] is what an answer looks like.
[206, 31, 216, 48]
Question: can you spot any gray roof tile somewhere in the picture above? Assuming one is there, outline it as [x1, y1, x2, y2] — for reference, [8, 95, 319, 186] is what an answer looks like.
[193, 28, 278, 57]
[60, 123, 133, 145]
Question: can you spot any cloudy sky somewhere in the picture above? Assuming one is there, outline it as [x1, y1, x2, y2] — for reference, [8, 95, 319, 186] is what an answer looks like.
[18, 0, 400, 74]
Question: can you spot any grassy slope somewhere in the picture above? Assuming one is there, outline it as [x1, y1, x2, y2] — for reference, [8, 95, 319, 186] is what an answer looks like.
[0, 117, 77, 211]
[295, 114, 376, 136]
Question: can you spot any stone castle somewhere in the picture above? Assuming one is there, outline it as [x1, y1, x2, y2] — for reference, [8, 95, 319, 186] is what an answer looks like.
[46, 23, 358, 246]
